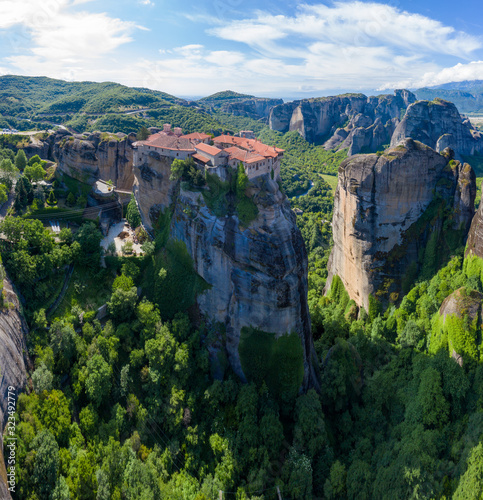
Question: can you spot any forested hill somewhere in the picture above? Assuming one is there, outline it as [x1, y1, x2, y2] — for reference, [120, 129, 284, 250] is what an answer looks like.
[0, 75, 184, 114]
[0, 76, 280, 135]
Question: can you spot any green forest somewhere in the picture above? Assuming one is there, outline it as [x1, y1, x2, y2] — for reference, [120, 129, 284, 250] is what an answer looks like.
[1, 91, 483, 499]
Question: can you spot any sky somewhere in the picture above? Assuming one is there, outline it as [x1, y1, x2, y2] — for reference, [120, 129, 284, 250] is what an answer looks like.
[0, 0, 482, 99]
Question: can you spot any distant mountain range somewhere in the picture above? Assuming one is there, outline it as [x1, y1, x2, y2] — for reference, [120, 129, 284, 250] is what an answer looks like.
[415, 80, 483, 114]
[0, 76, 283, 134]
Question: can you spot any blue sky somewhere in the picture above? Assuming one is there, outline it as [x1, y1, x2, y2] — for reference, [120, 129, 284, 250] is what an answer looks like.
[0, 0, 482, 98]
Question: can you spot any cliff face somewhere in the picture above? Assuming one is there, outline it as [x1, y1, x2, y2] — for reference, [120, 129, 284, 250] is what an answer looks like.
[391, 99, 483, 157]
[221, 98, 284, 120]
[132, 151, 178, 230]
[326, 139, 475, 311]
[269, 90, 416, 154]
[133, 156, 317, 389]
[53, 131, 136, 190]
[170, 176, 317, 389]
[0, 275, 29, 499]
[466, 181, 483, 259]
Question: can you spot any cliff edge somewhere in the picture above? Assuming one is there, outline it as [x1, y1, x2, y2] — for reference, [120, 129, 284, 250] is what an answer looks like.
[0, 274, 29, 498]
[326, 139, 475, 311]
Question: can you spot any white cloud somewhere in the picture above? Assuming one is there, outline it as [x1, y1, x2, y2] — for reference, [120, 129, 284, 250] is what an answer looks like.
[0, 0, 141, 70]
[211, 2, 481, 59]
[409, 61, 483, 88]
[139, 0, 154, 6]
[1, 0, 482, 97]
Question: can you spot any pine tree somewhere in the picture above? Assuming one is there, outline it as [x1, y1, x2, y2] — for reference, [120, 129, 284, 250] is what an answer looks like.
[47, 190, 57, 205]
[126, 195, 141, 228]
[15, 149, 27, 170]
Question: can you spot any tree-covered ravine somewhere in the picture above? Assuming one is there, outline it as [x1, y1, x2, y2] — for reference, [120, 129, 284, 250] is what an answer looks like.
[1, 119, 483, 500]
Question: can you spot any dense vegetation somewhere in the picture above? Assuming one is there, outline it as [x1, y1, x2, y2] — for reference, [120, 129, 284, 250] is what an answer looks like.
[2, 84, 483, 498]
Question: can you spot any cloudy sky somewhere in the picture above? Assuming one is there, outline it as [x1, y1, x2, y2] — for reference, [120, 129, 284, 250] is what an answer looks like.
[0, 0, 482, 98]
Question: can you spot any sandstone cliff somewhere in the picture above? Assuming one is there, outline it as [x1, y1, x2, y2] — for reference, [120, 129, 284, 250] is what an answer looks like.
[134, 160, 318, 390]
[53, 131, 136, 190]
[326, 139, 475, 311]
[391, 98, 483, 157]
[466, 181, 483, 259]
[269, 90, 416, 154]
[0, 275, 29, 499]
[220, 98, 284, 121]
[132, 150, 178, 230]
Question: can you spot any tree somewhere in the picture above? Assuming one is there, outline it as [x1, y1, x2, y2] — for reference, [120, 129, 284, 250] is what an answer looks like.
[51, 476, 70, 500]
[75, 222, 102, 266]
[28, 154, 43, 166]
[136, 126, 150, 141]
[0, 158, 18, 189]
[108, 286, 138, 322]
[41, 390, 71, 444]
[0, 183, 7, 205]
[15, 148, 27, 170]
[24, 163, 45, 182]
[47, 189, 57, 205]
[14, 174, 33, 207]
[59, 227, 73, 244]
[293, 389, 328, 459]
[32, 364, 53, 394]
[453, 442, 483, 500]
[32, 429, 60, 499]
[417, 367, 450, 428]
[76, 195, 87, 207]
[126, 194, 141, 228]
[66, 191, 76, 206]
[85, 354, 112, 407]
[169, 158, 186, 181]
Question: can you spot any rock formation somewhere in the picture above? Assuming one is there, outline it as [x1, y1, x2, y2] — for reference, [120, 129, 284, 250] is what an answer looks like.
[132, 151, 178, 230]
[133, 160, 318, 389]
[391, 98, 483, 158]
[171, 176, 317, 388]
[52, 131, 136, 191]
[269, 90, 416, 154]
[220, 98, 284, 121]
[0, 275, 29, 499]
[430, 288, 483, 362]
[326, 139, 476, 311]
[466, 181, 483, 259]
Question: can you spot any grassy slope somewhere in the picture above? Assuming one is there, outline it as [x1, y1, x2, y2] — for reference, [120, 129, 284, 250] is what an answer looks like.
[320, 174, 338, 193]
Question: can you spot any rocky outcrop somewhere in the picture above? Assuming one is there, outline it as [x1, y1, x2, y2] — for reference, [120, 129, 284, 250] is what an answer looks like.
[326, 139, 476, 311]
[430, 288, 483, 362]
[170, 175, 317, 389]
[391, 98, 483, 158]
[53, 131, 136, 190]
[466, 181, 483, 259]
[132, 151, 178, 230]
[221, 98, 283, 120]
[0, 275, 29, 499]
[133, 154, 317, 389]
[269, 90, 417, 154]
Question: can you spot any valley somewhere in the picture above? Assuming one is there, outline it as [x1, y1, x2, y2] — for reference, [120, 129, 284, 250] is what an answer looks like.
[1, 76, 483, 499]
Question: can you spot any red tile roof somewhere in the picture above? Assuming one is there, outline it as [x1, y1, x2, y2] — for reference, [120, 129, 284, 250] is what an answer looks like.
[140, 132, 196, 152]
[193, 153, 210, 164]
[181, 132, 211, 141]
[224, 146, 266, 164]
[196, 142, 224, 156]
[213, 135, 284, 159]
